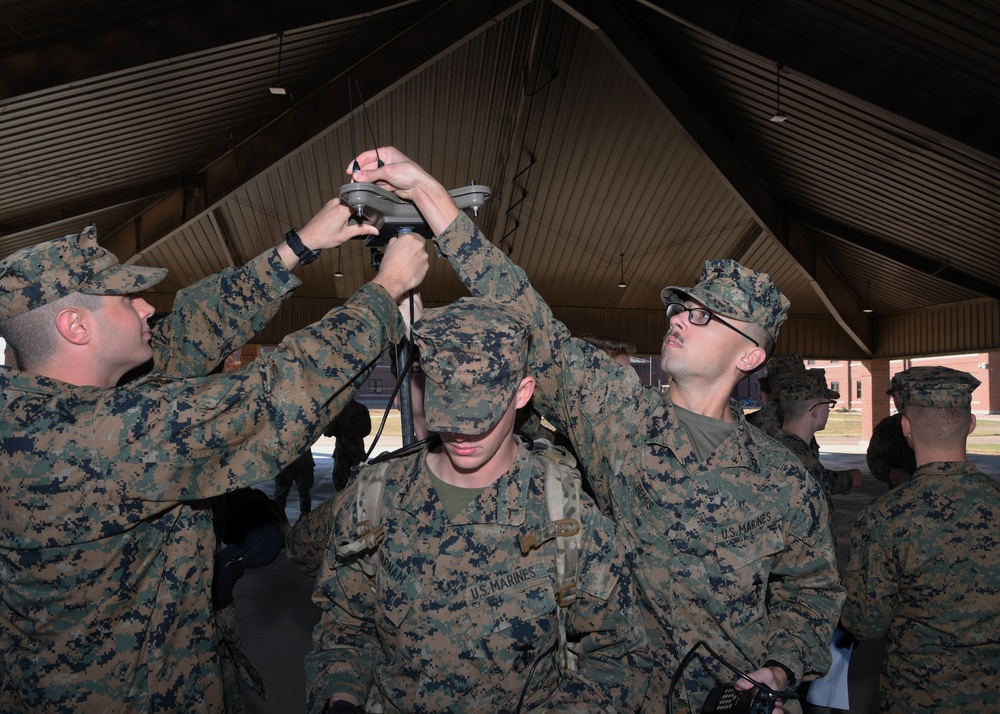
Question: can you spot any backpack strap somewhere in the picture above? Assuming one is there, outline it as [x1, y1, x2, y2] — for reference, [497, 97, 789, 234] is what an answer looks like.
[333, 437, 441, 580]
[333, 460, 390, 580]
[518, 439, 584, 674]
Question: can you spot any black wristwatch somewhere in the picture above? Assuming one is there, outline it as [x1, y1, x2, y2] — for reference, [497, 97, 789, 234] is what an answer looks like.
[763, 659, 796, 688]
[285, 228, 321, 265]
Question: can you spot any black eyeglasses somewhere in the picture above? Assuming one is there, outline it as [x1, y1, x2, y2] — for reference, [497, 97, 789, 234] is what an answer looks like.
[665, 302, 760, 347]
[810, 400, 837, 411]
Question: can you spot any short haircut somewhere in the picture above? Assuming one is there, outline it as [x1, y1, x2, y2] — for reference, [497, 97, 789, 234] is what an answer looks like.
[744, 321, 775, 360]
[0, 291, 104, 370]
[905, 405, 971, 447]
[779, 397, 815, 423]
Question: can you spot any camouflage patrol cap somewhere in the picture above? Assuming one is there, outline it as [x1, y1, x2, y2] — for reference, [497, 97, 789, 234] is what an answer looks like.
[886, 375, 903, 395]
[0, 224, 167, 320]
[765, 353, 805, 378]
[773, 368, 839, 402]
[412, 298, 531, 435]
[760, 353, 805, 394]
[896, 366, 981, 409]
[660, 259, 790, 342]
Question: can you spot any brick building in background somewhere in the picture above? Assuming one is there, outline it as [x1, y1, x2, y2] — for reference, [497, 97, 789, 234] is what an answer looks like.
[738, 351, 999, 441]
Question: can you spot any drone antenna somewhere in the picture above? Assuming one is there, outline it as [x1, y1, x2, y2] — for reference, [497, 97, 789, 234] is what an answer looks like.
[355, 79, 384, 167]
[349, 77, 360, 173]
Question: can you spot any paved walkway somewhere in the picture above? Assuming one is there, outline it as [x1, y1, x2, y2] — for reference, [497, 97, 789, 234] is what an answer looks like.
[233, 434, 1000, 713]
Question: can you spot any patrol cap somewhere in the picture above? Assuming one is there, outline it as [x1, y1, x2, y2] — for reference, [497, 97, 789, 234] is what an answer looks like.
[896, 366, 981, 409]
[759, 353, 805, 394]
[886, 375, 903, 395]
[765, 353, 805, 378]
[660, 259, 790, 342]
[773, 368, 839, 402]
[412, 298, 531, 435]
[0, 225, 167, 321]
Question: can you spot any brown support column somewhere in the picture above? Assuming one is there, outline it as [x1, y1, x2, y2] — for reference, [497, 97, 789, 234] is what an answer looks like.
[989, 351, 1000, 414]
[863, 359, 891, 442]
[240, 344, 261, 369]
[845, 361, 853, 411]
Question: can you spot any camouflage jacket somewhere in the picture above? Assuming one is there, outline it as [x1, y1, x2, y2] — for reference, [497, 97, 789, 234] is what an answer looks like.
[0, 247, 406, 713]
[753, 405, 854, 511]
[745, 401, 781, 434]
[304, 442, 651, 713]
[865, 412, 916, 487]
[842, 461, 1000, 713]
[769, 430, 851, 531]
[433, 213, 844, 714]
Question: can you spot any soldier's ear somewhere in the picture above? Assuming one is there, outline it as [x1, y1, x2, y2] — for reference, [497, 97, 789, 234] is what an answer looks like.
[900, 414, 912, 440]
[514, 376, 535, 409]
[969, 414, 977, 435]
[736, 344, 766, 373]
[54, 307, 92, 346]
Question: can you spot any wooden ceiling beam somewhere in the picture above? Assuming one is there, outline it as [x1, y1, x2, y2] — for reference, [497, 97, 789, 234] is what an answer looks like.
[559, 0, 873, 353]
[103, 0, 527, 258]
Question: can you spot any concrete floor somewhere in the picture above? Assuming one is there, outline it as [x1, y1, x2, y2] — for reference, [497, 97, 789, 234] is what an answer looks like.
[232, 437, 1000, 713]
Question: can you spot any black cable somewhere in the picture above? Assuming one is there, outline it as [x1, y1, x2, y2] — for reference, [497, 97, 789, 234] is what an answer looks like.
[514, 638, 558, 714]
[355, 80, 384, 168]
[364, 352, 413, 461]
[364, 287, 417, 461]
[348, 77, 360, 173]
[666, 640, 798, 714]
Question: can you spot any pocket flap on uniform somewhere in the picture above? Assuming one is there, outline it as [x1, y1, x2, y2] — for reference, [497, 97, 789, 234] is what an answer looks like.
[714, 512, 784, 572]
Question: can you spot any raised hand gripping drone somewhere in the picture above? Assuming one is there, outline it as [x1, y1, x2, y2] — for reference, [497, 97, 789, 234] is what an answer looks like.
[339, 181, 492, 248]
[340, 81, 492, 447]
[339, 80, 491, 251]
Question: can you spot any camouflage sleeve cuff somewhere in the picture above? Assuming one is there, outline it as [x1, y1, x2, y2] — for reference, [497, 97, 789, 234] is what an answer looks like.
[763, 647, 806, 685]
[763, 659, 796, 688]
[316, 678, 368, 712]
[345, 281, 406, 344]
[433, 211, 469, 248]
[261, 246, 304, 294]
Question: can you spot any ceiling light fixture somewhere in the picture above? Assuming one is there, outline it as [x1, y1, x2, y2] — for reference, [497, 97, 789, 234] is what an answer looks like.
[617, 253, 627, 289]
[269, 32, 287, 95]
[334, 247, 344, 278]
[769, 64, 787, 123]
[862, 281, 873, 313]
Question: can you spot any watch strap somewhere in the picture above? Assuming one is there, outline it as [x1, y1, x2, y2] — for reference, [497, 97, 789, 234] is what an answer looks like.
[285, 228, 321, 265]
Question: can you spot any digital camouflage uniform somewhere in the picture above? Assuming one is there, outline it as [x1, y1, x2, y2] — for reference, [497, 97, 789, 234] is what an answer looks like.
[756, 360, 856, 506]
[274, 448, 316, 515]
[865, 412, 916, 488]
[304, 299, 650, 713]
[745, 353, 803, 432]
[325, 398, 372, 490]
[745, 398, 781, 433]
[842, 367, 1000, 713]
[0, 226, 407, 713]
[866, 375, 916, 488]
[431, 213, 844, 714]
[865, 376, 917, 490]
[769, 369, 852, 532]
[274, 447, 316, 516]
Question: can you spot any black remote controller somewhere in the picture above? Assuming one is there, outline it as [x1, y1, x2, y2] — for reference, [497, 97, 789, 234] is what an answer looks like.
[701, 685, 777, 714]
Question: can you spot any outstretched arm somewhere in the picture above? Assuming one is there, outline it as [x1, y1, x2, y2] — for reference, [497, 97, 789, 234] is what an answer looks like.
[345, 147, 650, 511]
